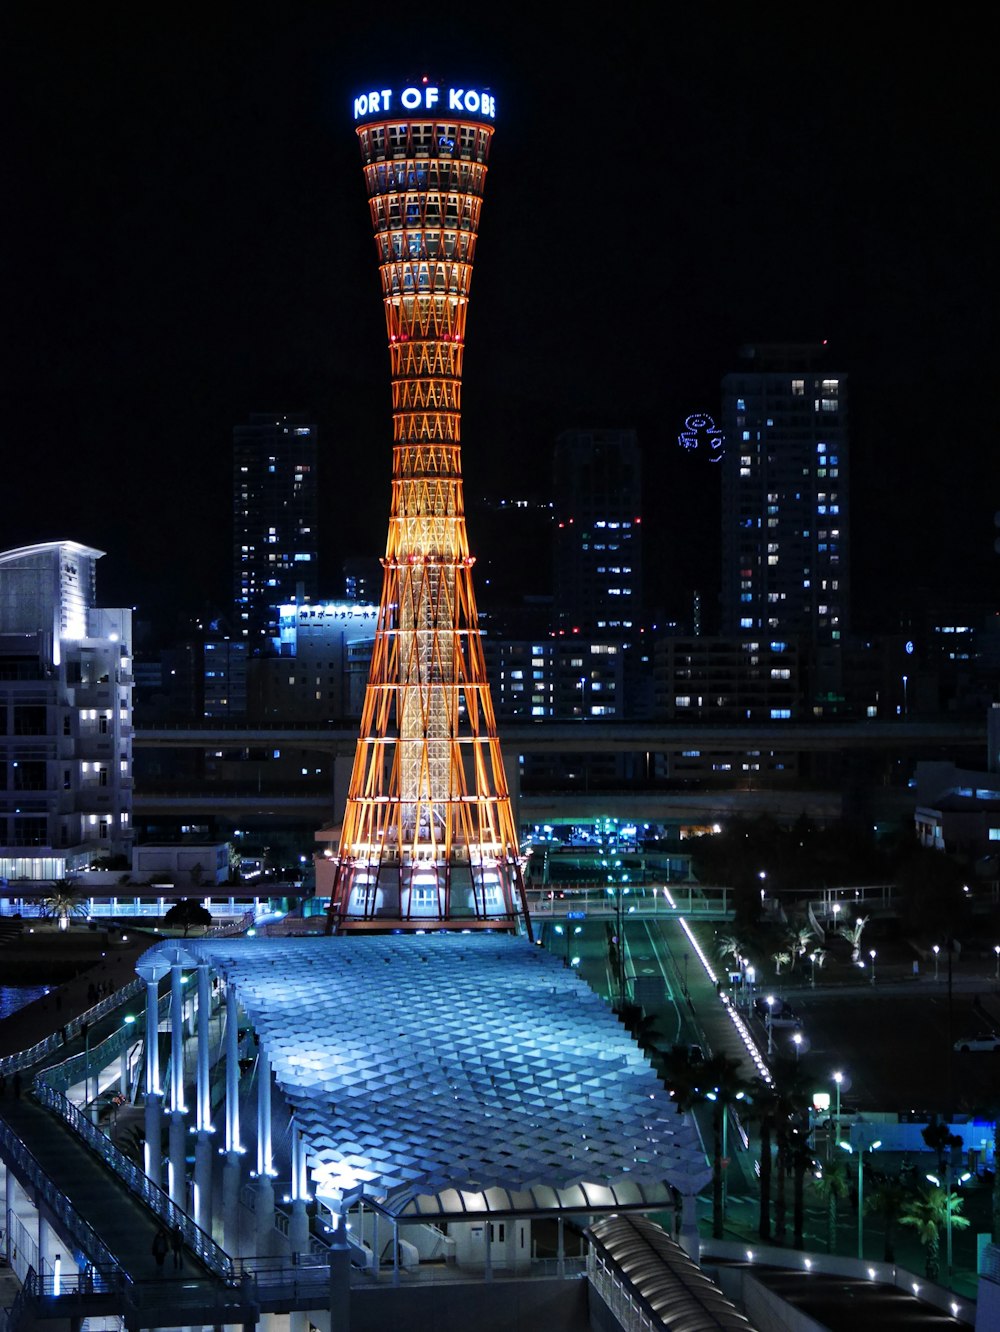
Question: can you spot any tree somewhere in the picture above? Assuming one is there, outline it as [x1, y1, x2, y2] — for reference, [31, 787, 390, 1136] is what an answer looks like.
[812, 1159, 850, 1253]
[786, 926, 815, 972]
[865, 1174, 910, 1263]
[747, 1078, 780, 1242]
[771, 948, 791, 976]
[767, 1061, 813, 1247]
[899, 1186, 970, 1280]
[716, 933, 748, 972]
[921, 1118, 963, 1176]
[163, 899, 212, 937]
[43, 880, 85, 931]
[838, 914, 869, 964]
[701, 1054, 752, 1240]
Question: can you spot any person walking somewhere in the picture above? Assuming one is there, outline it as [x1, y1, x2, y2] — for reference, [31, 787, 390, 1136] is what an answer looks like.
[170, 1223, 183, 1270]
[152, 1227, 169, 1270]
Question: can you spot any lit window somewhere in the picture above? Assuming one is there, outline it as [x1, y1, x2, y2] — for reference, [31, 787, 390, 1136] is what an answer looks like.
[792, 380, 805, 396]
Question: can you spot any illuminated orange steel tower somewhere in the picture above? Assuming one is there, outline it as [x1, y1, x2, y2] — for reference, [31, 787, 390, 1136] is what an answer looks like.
[324, 81, 529, 934]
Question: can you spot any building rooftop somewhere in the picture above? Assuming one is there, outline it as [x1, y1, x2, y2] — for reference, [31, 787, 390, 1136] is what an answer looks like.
[138, 933, 710, 1220]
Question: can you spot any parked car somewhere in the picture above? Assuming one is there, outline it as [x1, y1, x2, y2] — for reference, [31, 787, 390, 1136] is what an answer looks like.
[753, 997, 802, 1028]
[953, 1034, 1000, 1053]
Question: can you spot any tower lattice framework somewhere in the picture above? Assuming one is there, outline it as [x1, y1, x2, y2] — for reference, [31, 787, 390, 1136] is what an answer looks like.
[326, 96, 529, 934]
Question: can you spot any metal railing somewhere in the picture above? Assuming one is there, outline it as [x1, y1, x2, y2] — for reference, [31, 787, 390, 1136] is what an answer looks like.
[0, 1116, 121, 1278]
[33, 1082, 233, 1282]
[0, 979, 144, 1078]
[39, 991, 168, 1097]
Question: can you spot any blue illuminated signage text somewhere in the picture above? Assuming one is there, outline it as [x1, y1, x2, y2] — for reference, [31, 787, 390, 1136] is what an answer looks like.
[353, 85, 496, 122]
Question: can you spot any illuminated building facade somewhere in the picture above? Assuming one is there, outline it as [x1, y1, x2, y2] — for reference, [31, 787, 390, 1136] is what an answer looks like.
[721, 344, 850, 709]
[721, 345, 849, 647]
[0, 541, 133, 879]
[233, 412, 318, 647]
[553, 428, 642, 640]
[321, 82, 528, 932]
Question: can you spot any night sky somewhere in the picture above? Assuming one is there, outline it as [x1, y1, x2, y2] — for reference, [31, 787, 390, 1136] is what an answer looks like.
[4, 6, 996, 636]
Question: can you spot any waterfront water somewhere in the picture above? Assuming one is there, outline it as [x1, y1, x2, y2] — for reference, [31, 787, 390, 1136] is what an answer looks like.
[0, 985, 48, 1021]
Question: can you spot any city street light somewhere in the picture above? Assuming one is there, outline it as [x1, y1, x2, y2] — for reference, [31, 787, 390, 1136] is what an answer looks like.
[765, 995, 776, 1056]
[869, 949, 877, 985]
[926, 1167, 972, 1279]
[933, 944, 941, 981]
[792, 1032, 803, 1061]
[831, 1072, 844, 1161]
[994, 944, 999, 982]
[707, 1087, 746, 1222]
[840, 1138, 881, 1259]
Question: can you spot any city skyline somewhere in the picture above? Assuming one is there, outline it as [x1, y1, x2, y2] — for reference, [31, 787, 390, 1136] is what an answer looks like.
[5, 9, 996, 634]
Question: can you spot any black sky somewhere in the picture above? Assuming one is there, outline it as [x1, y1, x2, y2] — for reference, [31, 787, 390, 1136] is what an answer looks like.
[3, 5, 996, 634]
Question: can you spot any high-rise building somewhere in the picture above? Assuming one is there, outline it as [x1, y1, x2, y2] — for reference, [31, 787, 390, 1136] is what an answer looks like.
[318, 81, 528, 933]
[553, 428, 643, 639]
[720, 344, 850, 706]
[233, 413, 318, 647]
[0, 541, 133, 879]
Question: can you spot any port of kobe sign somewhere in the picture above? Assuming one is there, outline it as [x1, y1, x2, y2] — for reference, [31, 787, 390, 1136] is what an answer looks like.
[353, 84, 496, 123]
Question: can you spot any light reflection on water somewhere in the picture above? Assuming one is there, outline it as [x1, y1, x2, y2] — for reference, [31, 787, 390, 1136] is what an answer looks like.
[0, 985, 48, 1022]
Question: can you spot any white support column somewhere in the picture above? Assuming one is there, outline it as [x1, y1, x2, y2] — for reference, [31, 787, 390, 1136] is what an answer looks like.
[222, 980, 244, 1251]
[223, 1150, 242, 1255]
[196, 964, 212, 1131]
[225, 985, 241, 1154]
[170, 960, 187, 1114]
[136, 958, 169, 1188]
[328, 1229, 350, 1332]
[484, 1220, 492, 1282]
[557, 1214, 565, 1277]
[168, 958, 188, 1206]
[392, 1218, 399, 1286]
[372, 1210, 380, 1277]
[194, 962, 214, 1234]
[287, 1125, 309, 1258]
[253, 1078, 276, 1255]
[253, 1174, 275, 1258]
[37, 1211, 50, 1280]
[256, 1047, 272, 1180]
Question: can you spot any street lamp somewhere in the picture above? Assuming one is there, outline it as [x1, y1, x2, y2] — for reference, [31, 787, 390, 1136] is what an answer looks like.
[840, 1138, 881, 1259]
[792, 1032, 803, 1061]
[707, 1087, 745, 1222]
[926, 1168, 972, 1279]
[831, 1072, 844, 1161]
[933, 944, 941, 981]
[994, 944, 999, 982]
[765, 995, 775, 1057]
[869, 949, 877, 985]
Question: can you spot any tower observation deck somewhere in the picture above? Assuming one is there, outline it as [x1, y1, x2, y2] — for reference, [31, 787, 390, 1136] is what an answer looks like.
[323, 82, 530, 934]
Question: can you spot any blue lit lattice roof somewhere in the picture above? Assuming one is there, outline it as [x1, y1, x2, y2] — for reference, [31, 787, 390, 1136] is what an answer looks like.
[145, 934, 709, 1217]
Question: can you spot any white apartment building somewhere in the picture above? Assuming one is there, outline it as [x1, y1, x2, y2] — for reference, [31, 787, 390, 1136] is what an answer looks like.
[0, 541, 133, 881]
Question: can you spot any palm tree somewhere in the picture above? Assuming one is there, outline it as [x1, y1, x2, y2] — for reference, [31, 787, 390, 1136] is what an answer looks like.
[789, 1120, 815, 1249]
[747, 1077, 780, 1242]
[787, 926, 815, 971]
[771, 949, 792, 976]
[865, 1174, 910, 1262]
[701, 1054, 752, 1240]
[43, 880, 85, 931]
[812, 1159, 850, 1252]
[838, 914, 869, 964]
[716, 933, 748, 973]
[767, 1061, 813, 1247]
[899, 1186, 970, 1280]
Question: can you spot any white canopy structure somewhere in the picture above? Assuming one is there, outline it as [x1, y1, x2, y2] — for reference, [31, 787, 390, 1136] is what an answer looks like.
[138, 933, 711, 1221]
